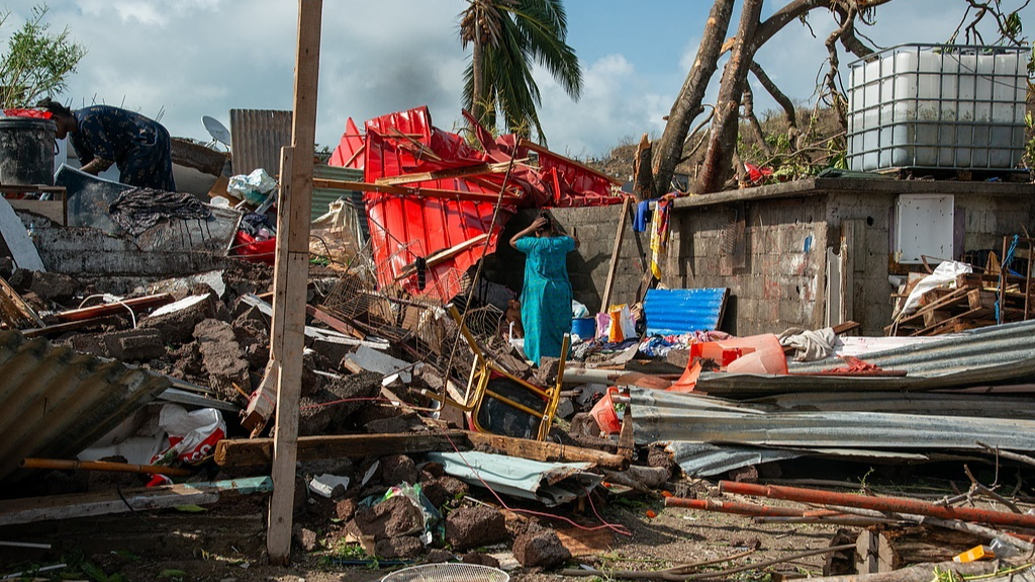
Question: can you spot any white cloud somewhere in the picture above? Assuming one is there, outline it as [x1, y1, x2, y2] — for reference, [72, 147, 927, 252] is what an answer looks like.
[537, 53, 671, 158]
[9, 0, 1034, 162]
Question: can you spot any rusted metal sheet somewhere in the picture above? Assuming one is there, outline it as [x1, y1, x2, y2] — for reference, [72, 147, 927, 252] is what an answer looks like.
[0, 331, 171, 484]
[229, 109, 292, 175]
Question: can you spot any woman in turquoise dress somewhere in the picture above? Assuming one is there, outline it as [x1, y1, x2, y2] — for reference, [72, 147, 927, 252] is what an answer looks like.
[509, 212, 580, 366]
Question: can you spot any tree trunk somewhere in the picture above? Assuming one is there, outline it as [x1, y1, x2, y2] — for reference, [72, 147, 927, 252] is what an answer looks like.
[696, 0, 764, 194]
[632, 133, 654, 201]
[472, 19, 485, 126]
[649, 0, 735, 198]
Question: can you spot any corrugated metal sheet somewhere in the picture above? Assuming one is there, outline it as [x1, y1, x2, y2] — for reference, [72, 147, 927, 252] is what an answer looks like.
[630, 386, 1035, 452]
[793, 318, 1035, 375]
[0, 331, 171, 484]
[313, 165, 364, 225]
[692, 319, 1035, 397]
[426, 451, 602, 507]
[747, 391, 1035, 420]
[644, 288, 729, 336]
[666, 442, 802, 477]
[229, 109, 292, 176]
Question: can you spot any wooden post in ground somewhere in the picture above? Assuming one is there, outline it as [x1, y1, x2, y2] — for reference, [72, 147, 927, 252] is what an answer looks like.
[266, 0, 322, 565]
[599, 195, 631, 312]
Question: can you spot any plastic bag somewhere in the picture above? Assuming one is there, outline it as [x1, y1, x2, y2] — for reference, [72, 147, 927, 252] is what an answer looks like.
[151, 405, 226, 465]
[571, 300, 589, 319]
[380, 483, 442, 545]
[228, 168, 277, 205]
[603, 304, 637, 342]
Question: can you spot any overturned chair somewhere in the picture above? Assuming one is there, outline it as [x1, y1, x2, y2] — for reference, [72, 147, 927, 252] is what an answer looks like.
[422, 305, 569, 442]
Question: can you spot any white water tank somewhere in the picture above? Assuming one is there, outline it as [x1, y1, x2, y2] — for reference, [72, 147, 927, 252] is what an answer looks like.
[847, 45, 1028, 172]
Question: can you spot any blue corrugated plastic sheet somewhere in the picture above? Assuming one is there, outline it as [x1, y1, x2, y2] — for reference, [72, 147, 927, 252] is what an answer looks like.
[644, 288, 729, 336]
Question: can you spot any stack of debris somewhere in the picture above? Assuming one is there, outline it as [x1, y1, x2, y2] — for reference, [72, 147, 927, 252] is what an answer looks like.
[888, 237, 1035, 336]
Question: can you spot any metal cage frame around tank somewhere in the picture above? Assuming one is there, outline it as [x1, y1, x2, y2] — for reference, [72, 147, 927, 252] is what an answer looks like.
[846, 43, 1029, 172]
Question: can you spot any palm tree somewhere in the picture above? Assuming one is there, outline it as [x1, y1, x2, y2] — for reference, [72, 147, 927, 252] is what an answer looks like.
[458, 0, 582, 144]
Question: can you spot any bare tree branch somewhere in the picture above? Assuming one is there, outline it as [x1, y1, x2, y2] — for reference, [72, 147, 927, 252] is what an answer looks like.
[741, 84, 772, 158]
[749, 61, 799, 139]
[650, 0, 736, 198]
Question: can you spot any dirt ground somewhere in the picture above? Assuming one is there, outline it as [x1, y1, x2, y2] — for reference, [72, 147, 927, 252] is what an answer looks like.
[0, 479, 869, 582]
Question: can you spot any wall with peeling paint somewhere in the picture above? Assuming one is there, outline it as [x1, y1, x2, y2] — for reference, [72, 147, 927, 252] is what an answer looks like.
[668, 178, 1035, 336]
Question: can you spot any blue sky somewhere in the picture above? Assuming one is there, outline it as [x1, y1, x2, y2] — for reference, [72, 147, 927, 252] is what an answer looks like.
[5, 0, 1033, 160]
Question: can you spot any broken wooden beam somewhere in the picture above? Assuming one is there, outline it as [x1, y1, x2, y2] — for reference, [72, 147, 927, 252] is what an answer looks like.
[0, 477, 272, 526]
[395, 234, 490, 281]
[374, 161, 515, 186]
[20, 457, 192, 477]
[465, 431, 629, 470]
[306, 304, 365, 339]
[0, 276, 43, 329]
[214, 431, 468, 467]
[312, 178, 523, 203]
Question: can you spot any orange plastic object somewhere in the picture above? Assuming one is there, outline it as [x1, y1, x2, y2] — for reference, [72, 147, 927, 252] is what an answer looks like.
[669, 360, 703, 392]
[691, 334, 789, 374]
[607, 308, 625, 342]
[953, 545, 994, 563]
[589, 387, 622, 434]
[645, 510, 657, 519]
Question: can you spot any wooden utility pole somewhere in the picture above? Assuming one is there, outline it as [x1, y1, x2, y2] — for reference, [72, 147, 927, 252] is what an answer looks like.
[266, 0, 322, 565]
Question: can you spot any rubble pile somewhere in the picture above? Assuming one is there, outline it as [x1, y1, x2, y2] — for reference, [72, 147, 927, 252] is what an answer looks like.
[1, 103, 1034, 582]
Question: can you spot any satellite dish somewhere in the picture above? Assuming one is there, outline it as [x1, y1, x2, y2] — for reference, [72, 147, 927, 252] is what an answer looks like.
[202, 115, 231, 148]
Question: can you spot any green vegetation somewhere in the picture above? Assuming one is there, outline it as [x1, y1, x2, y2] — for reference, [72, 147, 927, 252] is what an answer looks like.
[0, 4, 87, 108]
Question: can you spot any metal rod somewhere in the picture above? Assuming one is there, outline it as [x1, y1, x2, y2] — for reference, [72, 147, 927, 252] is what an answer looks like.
[665, 496, 807, 517]
[721, 481, 1035, 530]
[20, 458, 192, 477]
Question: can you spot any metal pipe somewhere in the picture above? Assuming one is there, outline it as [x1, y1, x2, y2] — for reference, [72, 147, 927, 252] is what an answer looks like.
[664, 496, 806, 517]
[721, 481, 1035, 530]
[20, 458, 192, 477]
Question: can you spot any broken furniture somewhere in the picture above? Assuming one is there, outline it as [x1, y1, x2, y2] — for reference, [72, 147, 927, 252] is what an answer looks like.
[418, 306, 568, 441]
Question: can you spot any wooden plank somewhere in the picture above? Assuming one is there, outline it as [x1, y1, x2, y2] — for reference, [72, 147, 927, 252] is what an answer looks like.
[911, 306, 993, 337]
[7, 199, 65, 226]
[600, 196, 631, 312]
[517, 139, 624, 186]
[214, 431, 469, 467]
[895, 286, 971, 328]
[312, 178, 523, 203]
[465, 432, 629, 470]
[306, 304, 365, 339]
[0, 477, 272, 526]
[394, 234, 490, 281]
[374, 162, 507, 186]
[268, 0, 322, 562]
[0, 276, 44, 329]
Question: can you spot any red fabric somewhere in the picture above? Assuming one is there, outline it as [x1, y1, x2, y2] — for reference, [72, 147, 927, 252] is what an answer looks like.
[231, 231, 276, 265]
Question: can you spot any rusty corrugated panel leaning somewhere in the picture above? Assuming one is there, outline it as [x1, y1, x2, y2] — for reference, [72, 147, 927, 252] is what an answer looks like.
[229, 109, 292, 176]
[0, 330, 171, 484]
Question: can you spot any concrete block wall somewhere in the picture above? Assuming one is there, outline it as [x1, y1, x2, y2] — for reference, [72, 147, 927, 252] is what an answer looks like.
[668, 197, 828, 335]
[668, 182, 1035, 337]
[492, 205, 645, 314]
[824, 192, 896, 334]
